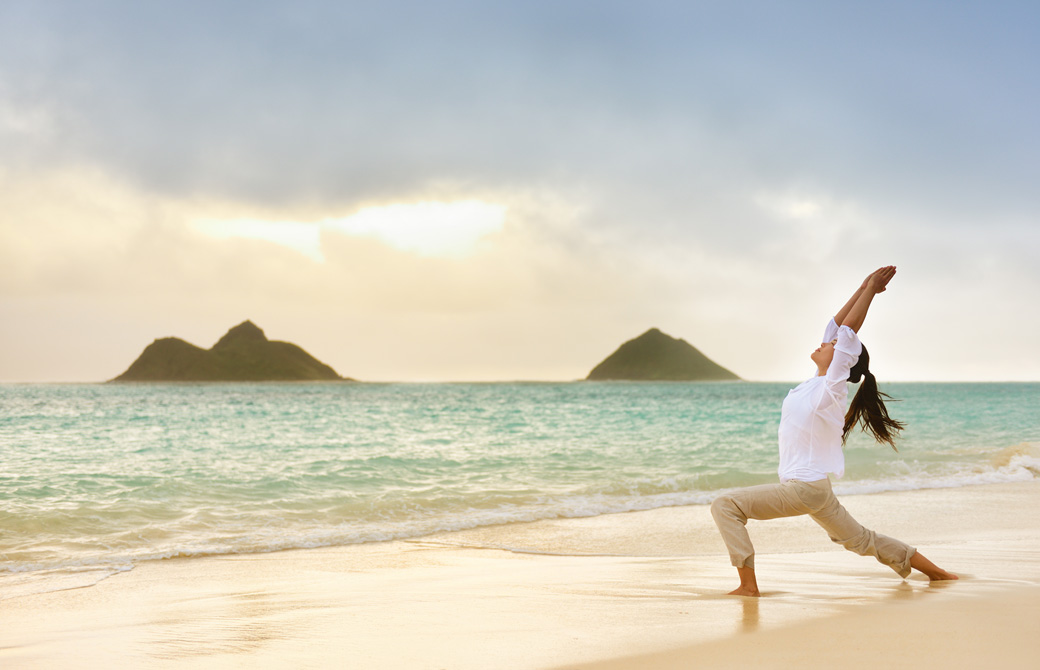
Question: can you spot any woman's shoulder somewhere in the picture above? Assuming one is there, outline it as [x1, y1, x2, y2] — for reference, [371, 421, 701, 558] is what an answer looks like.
[788, 375, 829, 401]
[792, 374, 846, 408]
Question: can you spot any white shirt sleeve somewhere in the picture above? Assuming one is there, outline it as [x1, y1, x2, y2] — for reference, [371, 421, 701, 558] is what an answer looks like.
[822, 318, 840, 344]
[826, 323, 862, 387]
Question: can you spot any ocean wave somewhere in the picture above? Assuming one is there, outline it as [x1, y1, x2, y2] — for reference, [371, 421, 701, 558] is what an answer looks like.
[990, 441, 1040, 470]
[0, 489, 721, 582]
[6, 449, 1038, 599]
[835, 441, 1040, 495]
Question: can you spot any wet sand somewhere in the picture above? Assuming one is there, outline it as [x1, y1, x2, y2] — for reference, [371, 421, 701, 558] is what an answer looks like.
[2, 480, 1039, 669]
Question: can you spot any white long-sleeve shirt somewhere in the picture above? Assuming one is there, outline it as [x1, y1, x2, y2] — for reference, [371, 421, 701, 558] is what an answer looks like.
[777, 319, 862, 482]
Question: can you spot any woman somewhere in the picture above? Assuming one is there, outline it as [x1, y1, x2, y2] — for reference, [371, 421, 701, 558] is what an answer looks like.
[711, 266, 957, 596]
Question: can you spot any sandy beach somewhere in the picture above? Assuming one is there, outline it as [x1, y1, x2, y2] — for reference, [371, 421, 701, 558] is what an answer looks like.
[3, 480, 1039, 669]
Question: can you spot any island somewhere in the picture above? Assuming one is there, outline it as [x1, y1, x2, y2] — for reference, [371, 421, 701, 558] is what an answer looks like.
[586, 328, 739, 381]
[110, 320, 351, 382]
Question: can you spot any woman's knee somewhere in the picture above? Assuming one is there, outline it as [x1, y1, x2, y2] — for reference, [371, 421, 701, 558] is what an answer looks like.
[710, 495, 728, 518]
[711, 494, 741, 522]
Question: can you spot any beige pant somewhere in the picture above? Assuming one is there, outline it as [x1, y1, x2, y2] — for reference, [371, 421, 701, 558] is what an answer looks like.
[710, 478, 915, 578]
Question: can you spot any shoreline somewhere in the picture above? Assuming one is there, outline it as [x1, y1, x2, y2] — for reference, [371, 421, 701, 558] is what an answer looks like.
[7, 453, 1039, 593]
[3, 480, 1039, 668]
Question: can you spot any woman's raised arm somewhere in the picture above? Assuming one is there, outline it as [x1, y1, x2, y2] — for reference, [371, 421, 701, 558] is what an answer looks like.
[840, 266, 897, 333]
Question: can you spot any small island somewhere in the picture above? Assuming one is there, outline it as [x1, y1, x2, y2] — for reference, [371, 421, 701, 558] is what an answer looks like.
[110, 321, 350, 382]
[586, 328, 739, 381]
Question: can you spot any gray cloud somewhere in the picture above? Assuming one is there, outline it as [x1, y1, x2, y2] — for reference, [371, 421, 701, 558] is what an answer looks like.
[2, 0, 1036, 228]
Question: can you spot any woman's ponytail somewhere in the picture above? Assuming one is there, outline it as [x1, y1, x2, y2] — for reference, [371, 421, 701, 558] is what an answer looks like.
[843, 363, 906, 451]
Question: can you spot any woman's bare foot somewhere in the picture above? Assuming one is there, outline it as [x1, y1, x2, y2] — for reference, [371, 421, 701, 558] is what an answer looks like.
[927, 568, 958, 581]
[910, 550, 959, 581]
[728, 566, 761, 596]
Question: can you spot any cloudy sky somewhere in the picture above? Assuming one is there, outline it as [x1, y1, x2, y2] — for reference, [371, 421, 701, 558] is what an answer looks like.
[1, 1, 1037, 382]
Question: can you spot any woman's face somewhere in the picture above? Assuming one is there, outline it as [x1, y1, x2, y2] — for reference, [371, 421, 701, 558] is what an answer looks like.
[811, 339, 838, 370]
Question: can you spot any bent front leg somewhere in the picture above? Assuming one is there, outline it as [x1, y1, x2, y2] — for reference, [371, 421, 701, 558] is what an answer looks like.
[711, 482, 814, 570]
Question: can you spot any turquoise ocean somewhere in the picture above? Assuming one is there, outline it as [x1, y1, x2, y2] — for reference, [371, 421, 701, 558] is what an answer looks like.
[2, 382, 1038, 599]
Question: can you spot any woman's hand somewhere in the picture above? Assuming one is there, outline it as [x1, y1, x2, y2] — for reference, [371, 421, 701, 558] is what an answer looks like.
[866, 266, 897, 294]
[836, 266, 898, 330]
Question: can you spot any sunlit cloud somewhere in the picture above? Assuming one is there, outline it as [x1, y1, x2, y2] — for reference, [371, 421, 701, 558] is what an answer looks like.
[754, 192, 826, 221]
[193, 219, 324, 261]
[327, 201, 507, 257]
[192, 200, 508, 261]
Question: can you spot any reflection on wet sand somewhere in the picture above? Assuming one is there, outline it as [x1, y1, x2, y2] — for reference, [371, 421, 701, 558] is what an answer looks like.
[147, 590, 285, 659]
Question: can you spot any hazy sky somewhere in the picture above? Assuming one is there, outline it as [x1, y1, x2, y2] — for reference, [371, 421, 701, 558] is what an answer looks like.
[2, 1, 1037, 382]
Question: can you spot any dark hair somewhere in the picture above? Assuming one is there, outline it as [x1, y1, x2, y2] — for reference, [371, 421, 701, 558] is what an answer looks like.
[842, 345, 906, 451]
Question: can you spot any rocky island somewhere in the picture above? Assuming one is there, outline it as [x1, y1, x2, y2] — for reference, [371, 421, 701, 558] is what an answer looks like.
[586, 328, 739, 381]
[110, 321, 350, 382]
